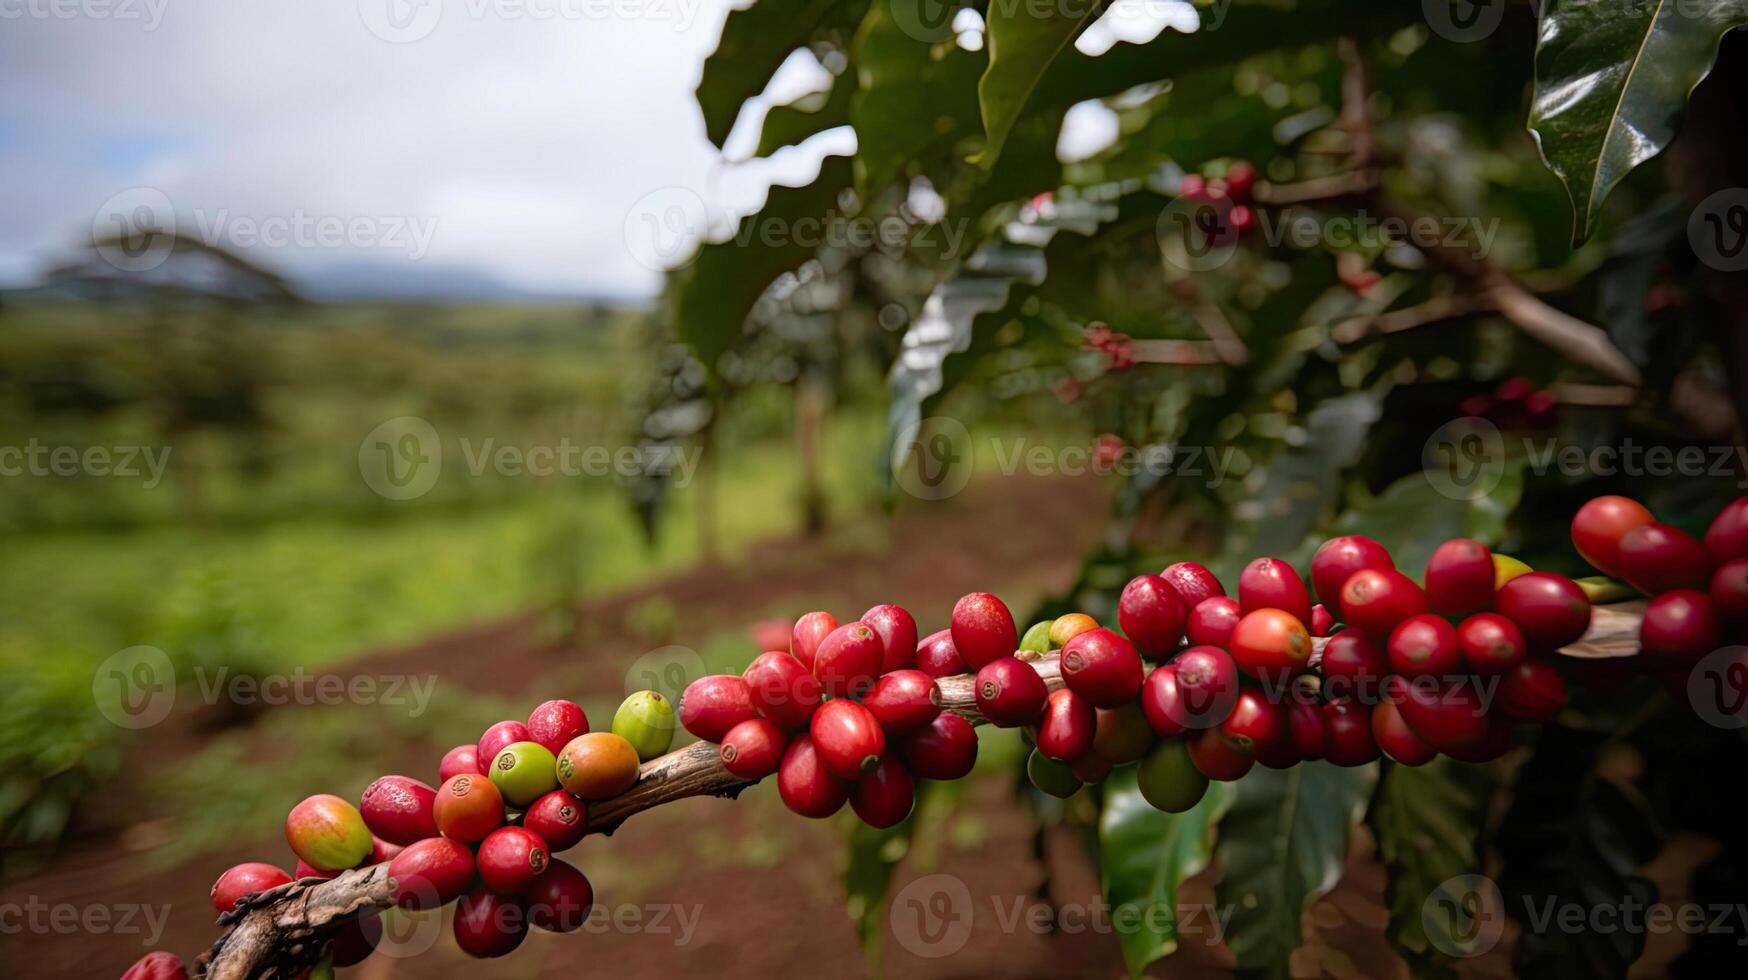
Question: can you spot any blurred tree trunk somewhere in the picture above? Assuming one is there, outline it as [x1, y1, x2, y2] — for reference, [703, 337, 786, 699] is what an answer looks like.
[795, 375, 827, 536]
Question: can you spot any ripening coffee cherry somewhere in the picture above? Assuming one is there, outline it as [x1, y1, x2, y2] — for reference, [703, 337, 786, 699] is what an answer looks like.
[742, 651, 822, 730]
[1093, 702, 1154, 764]
[1119, 574, 1188, 659]
[1318, 628, 1386, 702]
[359, 775, 439, 846]
[389, 837, 477, 910]
[522, 790, 587, 853]
[1371, 698, 1437, 766]
[1019, 619, 1056, 653]
[1387, 614, 1462, 679]
[1061, 628, 1145, 707]
[439, 745, 482, 782]
[555, 733, 641, 800]
[476, 826, 548, 894]
[1394, 678, 1487, 750]
[790, 611, 838, 671]
[1710, 558, 1748, 624]
[1496, 572, 1591, 650]
[1705, 497, 1748, 563]
[813, 622, 885, 698]
[476, 721, 533, 777]
[525, 700, 589, 757]
[1228, 608, 1312, 682]
[720, 717, 789, 780]
[527, 859, 594, 933]
[862, 603, 919, 674]
[1036, 688, 1096, 761]
[1186, 596, 1242, 648]
[433, 775, 504, 843]
[1310, 604, 1334, 637]
[612, 690, 677, 761]
[1571, 495, 1655, 577]
[975, 656, 1049, 726]
[1618, 523, 1713, 594]
[952, 592, 1019, 668]
[1639, 589, 1721, 664]
[1027, 749, 1082, 799]
[809, 699, 886, 779]
[862, 669, 942, 736]
[1238, 557, 1313, 625]
[1339, 569, 1428, 636]
[914, 628, 968, 677]
[1321, 699, 1380, 767]
[1137, 738, 1209, 812]
[1186, 729, 1255, 781]
[777, 735, 850, 818]
[1311, 535, 1395, 605]
[1493, 553, 1533, 588]
[1170, 645, 1241, 727]
[1496, 659, 1568, 723]
[121, 952, 187, 980]
[1455, 613, 1527, 675]
[489, 742, 560, 808]
[452, 887, 527, 959]
[1048, 613, 1100, 648]
[679, 674, 757, 742]
[1162, 561, 1225, 607]
[286, 795, 373, 873]
[1425, 539, 1495, 616]
[900, 712, 978, 780]
[1285, 699, 1328, 762]
[211, 863, 293, 913]
[851, 756, 916, 828]
[1220, 689, 1286, 757]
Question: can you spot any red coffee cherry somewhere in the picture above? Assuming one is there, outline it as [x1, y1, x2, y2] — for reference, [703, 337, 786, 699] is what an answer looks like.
[1705, 497, 1748, 563]
[1162, 561, 1225, 607]
[1640, 589, 1721, 665]
[1321, 699, 1380, 767]
[1318, 628, 1387, 703]
[1093, 703, 1155, 764]
[1572, 495, 1655, 577]
[777, 735, 851, 818]
[1340, 568, 1428, 636]
[1285, 699, 1328, 762]
[851, 756, 916, 829]
[1119, 574, 1189, 659]
[1310, 603, 1334, 637]
[476, 826, 548, 895]
[1425, 538, 1495, 616]
[476, 721, 532, 776]
[1455, 612, 1527, 675]
[861, 669, 942, 736]
[211, 863, 293, 914]
[1186, 596, 1242, 647]
[294, 858, 338, 881]
[900, 711, 978, 780]
[1386, 614, 1462, 679]
[439, 744, 481, 782]
[122, 952, 188, 980]
[452, 887, 527, 959]
[369, 834, 405, 865]
[389, 837, 476, 910]
[678, 674, 757, 742]
[1496, 572, 1592, 650]
[790, 611, 839, 671]
[1140, 666, 1187, 738]
[1037, 687, 1097, 761]
[861, 603, 919, 674]
[1186, 728, 1255, 781]
[525, 700, 589, 757]
[1170, 645, 1241, 727]
[1311, 534, 1395, 605]
[521, 790, 587, 853]
[359, 775, 439, 846]
[975, 656, 1048, 727]
[1220, 689, 1286, 755]
[1497, 659, 1568, 723]
[809, 699, 886, 779]
[1372, 698, 1437, 766]
[1442, 716, 1516, 764]
[1394, 677, 1488, 750]
[741, 651, 823, 729]
[527, 859, 594, 933]
[951, 592, 1019, 669]
[1709, 558, 1748, 623]
[1061, 628, 1145, 707]
[1228, 608, 1312, 682]
[1238, 557, 1313, 625]
[719, 717, 790, 780]
[914, 628, 968, 677]
[1617, 523, 1713, 594]
[433, 774, 504, 844]
[813, 622, 885, 698]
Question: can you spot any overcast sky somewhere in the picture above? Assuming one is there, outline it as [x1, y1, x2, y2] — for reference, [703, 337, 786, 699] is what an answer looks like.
[0, 0, 1183, 298]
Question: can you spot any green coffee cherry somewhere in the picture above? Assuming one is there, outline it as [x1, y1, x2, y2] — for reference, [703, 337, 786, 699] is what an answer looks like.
[612, 690, 677, 761]
[1019, 619, 1056, 653]
[489, 741, 559, 808]
[1137, 739, 1209, 813]
[1026, 748, 1082, 799]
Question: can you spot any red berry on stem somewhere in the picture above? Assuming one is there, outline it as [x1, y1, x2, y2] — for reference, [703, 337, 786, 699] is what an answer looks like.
[1340, 568, 1428, 636]
[1456, 612, 1527, 675]
[742, 651, 822, 729]
[1319, 629, 1386, 703]
[1228, 608, 1312, 682]
[525, 700, 588, 757]
[1425, 538, 1495, 616]
[211, 863, 293, 914]
[1497, 660, 1568, 723]
[452, 888, 527, 959]
[861, 669, 942, 736]
[294, 858, 337, 881]
[851, 756, 916, 828]
[1286, 699, 1328, 761]
[951, 592, 1019, 669]
[1238, 557, 1313, 625]
[389, 837, 476, 910]
[1571, 495, 1655, 577]
[1709, 558, 1748, 623]
[369, 834, 405, 865]
[975, 656, 1048, 726]
[1119, 574, 1188, 659]
[476, 721, 532, 776]
[719, 717, 789, 780]
[1060, 628, 1145, 707]
[476, 826, 548, 895]
[1162, 561, 1225, 607]
[791, 611, 839, 671]
[1186, 729, 1255, 781]
[440, 744, 481, 782]
[809, 699, 886, 778]
[1140, 666, 1188, 737]
[861, 603, 919, 673]
[122, 952, 188, 980]
[1442, 716, 1516, 763]
[900, 712, 978, 780]
[1220, 689, 1286, 753]
[777, 735, 850, 818]
[678, 674, 757, 742]
[359, 775, 439, 846]
[521, 790, 587, 853]
[1640, 589, 1721, 665]
[433, 774, 504, 844]
[813, 622, 885, 698]
[1093, 703, 1156, 764]
[914, 628, 968, 677]
[1311, 535, 1396, 605]
[1704, 497, 1748, 563]
[1496, 572, 1591, 650]
[1170, 645, 1241, 727]
[1038, 687, 1097, 760]
[1395, 678, 1488, 750]
[527, 859, 594, 933]
[1372, 698, 1437, 766]
[1387, 614, 1462, 679]
[1310, 603, 1334, 637]
[1186, 596, 1242, 647]
[1617, 523, 1713, 594]
[1322, 700, 1380, 767]
[1226, 161, 1258, 200]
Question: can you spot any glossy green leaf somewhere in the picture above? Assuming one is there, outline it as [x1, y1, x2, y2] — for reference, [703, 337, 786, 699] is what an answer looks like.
[755, 73, 853, 158]
[851, 3, 986, 200]
[841, 811, 915, 971]
[974, 1, 1100, 169]
[1529, 0, 1748, 244]
[1099, 769, 1234, 977]
[695, 0, 859, 149]
[1372, 757, 1498, 975]
[1213, 762, 1377, 976]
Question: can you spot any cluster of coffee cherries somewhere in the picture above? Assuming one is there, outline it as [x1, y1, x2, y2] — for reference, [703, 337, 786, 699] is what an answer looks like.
[1084, 322, 1135, 371]
[1458, 376, 1557, 430]
[1180, 160, 1258, 242]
